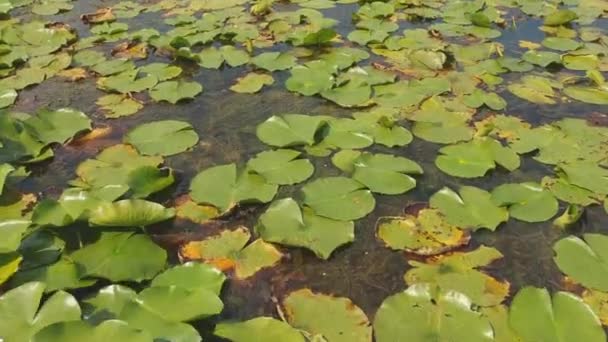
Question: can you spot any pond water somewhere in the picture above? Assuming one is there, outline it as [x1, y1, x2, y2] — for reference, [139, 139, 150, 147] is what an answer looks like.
[1, 0, 608, 341]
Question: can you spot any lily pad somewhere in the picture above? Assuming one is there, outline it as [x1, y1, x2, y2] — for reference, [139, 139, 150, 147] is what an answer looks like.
[32, 320, 153, 342]
[0, 282, 81, 342]
[247, 149, 314, 185]
[377, 208, 469, 256]
[509, 287, 605, 342]
[215, 317, 305, 342]
[71, 231, 166, 282]
[553, 234, 608, 291]
[149, 80, 203, 104]
[96, 94, 143, 118]
[180, 227, 282, 279]
[544, 9, 578, 26]
[283, 289, 371, 342]
[405, 246, 509, 307]
[230, 73, 274, 94]
[0, 89, 17, 108]
[435, 138, 520, 178]
[25, 108, 91, 145]
[124, 120, 199, 156]
[374, 283, 494, 342]
[491, 182, 558, 222]
[89, 199, 175, 227]
[251, 52, 296, 71]
[302, 177, 375, 220]
[189, 163, 277, 212]
[430, 186, 509, 231]
[256, 114, 326, 147]
[257, 198, 354, 259]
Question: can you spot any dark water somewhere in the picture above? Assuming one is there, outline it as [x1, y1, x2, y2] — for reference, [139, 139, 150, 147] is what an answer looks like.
[7, 0, 608, 339]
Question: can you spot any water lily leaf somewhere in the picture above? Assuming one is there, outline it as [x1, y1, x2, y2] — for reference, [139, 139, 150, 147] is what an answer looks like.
[174, 196, 219, 224]
[190, 163, 277, 212]
[89, 199, 175, 227]
[0, 88, 17, 108]
[283, 289, 371, 342]
[542, 176, 600, 206]
[322, 118, 374, 149]
[9, 257, 96, 293]
[215, 317, 305, 342]
[409, 98, 474, 144]
[230, 72, 274, 93]
[25, 108, 91, 145]
[180, 227, 282, 279]
[0, 282, 81, 342]
[582, 289, 608, 326]
[0, 219, 28, 253]
[562, 54, 599, 71]
[544, 9, 578, 26]
[97, 94, 143, 118]
[256, 114, 326, 147]
[302, 177, 375, 220]
[430, 186, 508, 231]
[377, 208, 469, 255]
[509, 287, 605, 342]
[251, 52, 296, 71]
[508, 75, 561, 104]
[127, 166, 174, 199]
[125, 120, 199, 156]
[553, 234, 608, 291]
[285, 64, 334, 96]
[332, 151, 422, 194]
[257, 198, 354, 259]
[463, 89, 506, 111]
[374, 283, 494, 342]
[71, 231, 167, 282]
[0, 163, 15, 195]
[0, 253, 21, 286]
[321, 79, 372, 107]
[32, 320, 153, 342]
[522, 50, 561, 67]
[436, 137, 520, 178]
[149, 80, 203, 104]
[32, 0, 73, 15]
[136, 284, 223, 322]
[558, 162, 608, 195]
[564, 86, 608, 105]
[31, 199, 73, 227]
[73, 144, 163, 199]
[405, 246, 509, 306]
[73, 50, 106, 67]
[542, 37, 581, 51]
[247, 149, 314, 185]
[140, 63, 182, 81]
[97, 70, 158, 93]
[491, 182, 558, 222]
[92, 58, 135, 76]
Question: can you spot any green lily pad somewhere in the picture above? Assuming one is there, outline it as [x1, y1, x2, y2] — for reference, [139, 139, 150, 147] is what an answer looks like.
[9, 257, 96, 293]
[251, 52, 296, 71]
[71, 231, 166, 282]
[562, 54, 599, 71]
[544, 9, 578, 26]
[128, 166, 175, 199]
[180, 227, 283, 279]
[321, 80, 372, 107]
[564, 86, 608, 105]
[553, 234, 608, 291]
[0, 163, 15, 195]
[0, 282, 81, 342]
[230, 73, 274, 93]
[509, 287, 605, 342]
[302, 177, 375, 220]
[0, 219, 28, 253]
[151, 262, 226, 294]
[430, 186, 509, 231]
[332, 151, 422, 194]
[0, 88, 17, 108]
[256, 114, 326, 147]
[283, 289, 371, 342]
[89, 199, 175, 227]
[377, 208, 469, 255]
[149, 80, 203, 104]
[247, 149, 314, 185]
[435, 137, 520, 178]
[508, 75, 561, 104]
[285, 64, 334, 96]
[32, 320, 153, 342]
[0, 253, 21, 286]
[215, 317, 305, 342]
[542, 37, 581, 51]
[140, 63, 182, 81]
[491, 182, 558, 222]
[92, 58, 135, 76]
[25, 108, 91, 145]
[405, 246, 509, 307]
[257, 198, 354, 259]
[522, 50, 561, 67]
[124, 120, 199, 156]
[189, 163, 277, 212]
[374, 284, 494, 342]
[558, 162, 608, 195]
[97, 94, 143, 118]
[97, 70, 158, 94]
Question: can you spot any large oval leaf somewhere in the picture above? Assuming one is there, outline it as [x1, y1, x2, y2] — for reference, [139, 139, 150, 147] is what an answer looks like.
[214, 317, 304, 342]
[553, 234, 608, 291]
[89, 199, 175, 227]
[302, 177, 375, 220]
[124, 120, 199, 156]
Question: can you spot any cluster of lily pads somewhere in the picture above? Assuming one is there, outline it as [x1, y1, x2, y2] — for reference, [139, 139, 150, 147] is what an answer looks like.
[1, 0, 608, 340]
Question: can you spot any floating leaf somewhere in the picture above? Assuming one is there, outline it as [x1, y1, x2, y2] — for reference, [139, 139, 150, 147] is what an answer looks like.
[509, 287, 605, 342]
[247, 149, 314, 185]
[374, 284, 494, 342]
[215, 317, 304, 342]
[251, 52, 296, 71]
[405, 246, 509, 306]
[302, 177, 375, 220]
[553, 234, 608, 291]
[491, 182, 558, 222]
[25, 108, 91, 145]
[544, 9, 578, 26]
[97, 94, 143, 118]
[230, 73, 274, 93]
[256, 114, 326, 147]
[71, 232, 166, 282]
[0, 282, 81, 342]
[435, 138, 520, 178]
[283, 289, 371, 342]
[190, 164, 277, 212]
[0, 89, 17, 109]
[140, 63, 182, 81]
[285, 64, 334, 96]
[430, 186, 508, 231]
[32, 320, 153, 342]
[149, 80, 203, 104]
[125, 120, 199, 156]
[180, 227, 282, 279]
[564, 86, 608, 105]
[508, 75, 561, 104]
[89, 199, 175, 227]
[377, 208, 469, 256]
[257, 198, 354, 259]
[174, 196, 219, 224]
